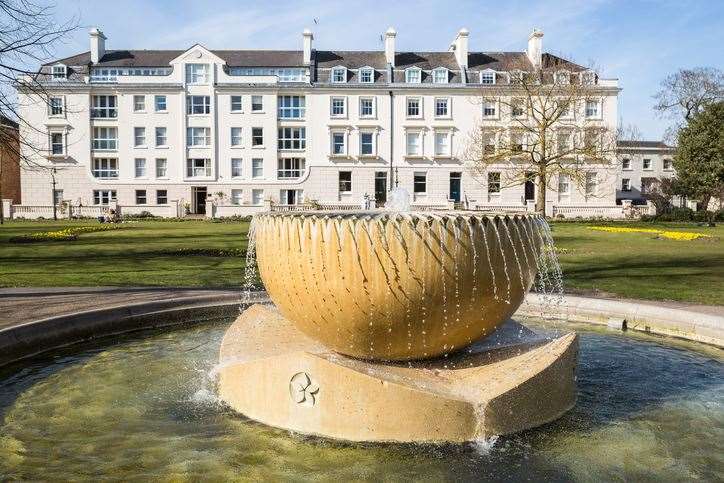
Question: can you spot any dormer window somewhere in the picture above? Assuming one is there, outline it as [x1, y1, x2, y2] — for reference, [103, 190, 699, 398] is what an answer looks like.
[359, 67, 374, 84]
[331, 67, 347, 83]
[432, 67, 448, 84]
[185, 64, 209, 84]
[51, 64, 67, 80]
[581, 71, 596, 85]
[405, 67, 421, 83]
[480, 70, 495, 85]
[555, 71, 570, 85]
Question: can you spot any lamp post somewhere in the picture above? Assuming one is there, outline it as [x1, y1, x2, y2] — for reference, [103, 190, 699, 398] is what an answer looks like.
[51, 167, 57, 221]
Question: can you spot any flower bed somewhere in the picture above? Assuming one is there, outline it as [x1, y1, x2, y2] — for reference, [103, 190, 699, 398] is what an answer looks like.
[588, 226, 711, 241]
[9, 225, 121, 243]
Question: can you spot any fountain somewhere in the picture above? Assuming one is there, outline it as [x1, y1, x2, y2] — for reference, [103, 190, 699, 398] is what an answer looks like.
[218, 207, 578, 442]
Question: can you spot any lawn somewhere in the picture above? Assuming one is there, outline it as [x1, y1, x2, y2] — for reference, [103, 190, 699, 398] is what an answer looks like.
[0, 218, 722, 305]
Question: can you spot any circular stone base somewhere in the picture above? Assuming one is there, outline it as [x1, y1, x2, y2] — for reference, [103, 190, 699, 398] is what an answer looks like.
[217, 304, 578, 443]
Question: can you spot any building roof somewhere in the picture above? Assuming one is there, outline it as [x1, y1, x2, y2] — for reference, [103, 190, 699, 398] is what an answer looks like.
[617, 140, 675, 149]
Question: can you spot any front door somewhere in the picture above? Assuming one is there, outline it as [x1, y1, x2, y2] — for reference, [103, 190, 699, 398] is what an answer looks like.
[449, 172, 462, 203]
[375, 171, 387, 207]
[524, 172, 536, 203]
[192, 187, 207, 214]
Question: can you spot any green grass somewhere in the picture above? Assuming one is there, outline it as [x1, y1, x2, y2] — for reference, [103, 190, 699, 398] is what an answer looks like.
[1, 218, 722, 305]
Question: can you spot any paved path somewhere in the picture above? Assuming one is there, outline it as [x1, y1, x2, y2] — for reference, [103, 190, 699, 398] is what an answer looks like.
[0, 287, 245, 330]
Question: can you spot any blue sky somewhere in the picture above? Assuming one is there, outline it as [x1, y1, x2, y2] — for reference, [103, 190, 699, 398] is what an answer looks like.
[48, 0, 724, 139]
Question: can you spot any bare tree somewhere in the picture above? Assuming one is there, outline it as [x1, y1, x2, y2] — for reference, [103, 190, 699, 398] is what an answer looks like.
[0, 0, 78, 223]
[463, 58, 623, 213]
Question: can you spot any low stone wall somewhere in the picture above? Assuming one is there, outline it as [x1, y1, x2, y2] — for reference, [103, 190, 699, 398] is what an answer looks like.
[520, 294, 724, 348]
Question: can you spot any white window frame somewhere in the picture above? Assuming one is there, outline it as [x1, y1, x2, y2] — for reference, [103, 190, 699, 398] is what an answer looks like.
[331, 66, 347, 83]
[231, 189, 243, 205]
[278, 95, 305, 119]
[155, 127, 167, 147]
[482, 99, 497, 118]
[186, 96, 211, 115]
[92, 127, 117, 151]
[187, 127, 211, 147]
[511, 98, 527, 118]
[643, 158, 653, 171]
[338, 171, 352, 193]
[331, 130, 347, 156]
[433, 130, 452, 158]
[330, 96, 346, 117]
[487, 172, 501, 198]
[621, 178, 631, 192]
[133, 127, 146, 147]
[406, 97, 422, 118]
[186, 158, 212, 178]
[51, 64, 67, 80]
[405, 67, 422, 84]
[154, 95, 167, 112]
[359, 130, 376, 157]
[133, 95, 146, 112]
[185, 63, 209, 85]
[134, 158, 147, 178]
[91, 95, 118, 119]
[480, 70, 496, 85]
[251, 127, 264, 147]
[585, 99, 600, 118]
[277, 127, 306, 151]
[359, 97, 376, 118]
[251, 95, 263, 112]
[135, 189, 147, 205]
[230, 95, 243, 113]
[359, 67, 374, 84]
[432, 67, 448, 84]
[558, 174, 571, 201]
[434, 97, 450, 118]
[155, 158, 167, 178]
[156, 189, 168, 205]
[251, 189, 264, 206]
[231, 158, 243, 178]
[555, 71, 570, 85]
[49, 96, 64, 117]
[277, 157, 306, 179]
[251, 158, 264, 179]
[621, 158, 632, 170]
[92, 158, 119, 179]
[405, 131, 423, 157]
[93, 190, 117, 205]
[663, 158, 674, 171]
[585, 171, 598, 197]
[231, 127, 243, 147]
[413, 171, 427, 194]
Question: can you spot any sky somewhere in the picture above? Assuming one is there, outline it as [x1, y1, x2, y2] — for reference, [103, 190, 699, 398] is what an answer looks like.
[41, 0, 724, 139]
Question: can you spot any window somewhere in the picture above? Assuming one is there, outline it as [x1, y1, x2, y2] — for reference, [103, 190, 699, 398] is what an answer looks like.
[280, 189, 303, 205]
[488, 172, 501, 194]
[643, 158, 653, 170]
[360, 132, 374, 156]
[406, 97, 421, 117]
[91, 95, 117, 118]
[252, 158, 264, 178]
[434, 98, 449, 117]
[252, 127, 264, 147]
[585, 100, 599, 118]
[622, 158, 631, 170]
[331, 97, 346, 117]
[133, 95, 145, 112]
[92, 127, 117, 150]
[93, 190, 116, 205]
[135, 190, 147, 204]
[405, 68, 421, 83]
[434, 131, 451, 157]
[483, 100, 496, 117]
[49, 97, 64, 116]
[51, 64, 67, 80]
[641, 177, 655, 195]
[278, 127, 306, 150]
[558, 100, 572, 118]
[231, 127, 242, 147]
[229, 67, 306, 82]
[413, 172, 427, 193]
[621, 179, 631, 192]
[557, 131, 570, 153]
[512, 99, 525, 117]
[231, 96, 243, 113]
[558, 174, 571, 197]
[187, 127, 211, 147]
[432, 68, 448, 84]
[156, 158, 167, 178]
[156, 190, 168, 204]
[359, 68, 374, 83]
[483, 131, 496, 154]
[277, 157, 305, 179]
[92, 158, 118, 179]
[555, 71, 570, 85]
[511, 132, 524, 153]
[331, 67, 346, 83]
[251, 96, 263, 112]
[480, 71, 495, 84]
[278, 96, 305, 118]
[155, 127, 167, 147]
[186, 158, 212, 177]
[252, 189, 264, 205]
[585, 172, 598, 196]
[339, 171, 352, 193]
[185, 64, 209, 84]
[134, 158, 146, 178]
[406, 132, 421, 156]
[53, 189, 64, 205]
[154, 95, 167, 112]
[664, 159, 673, 171]
[231, 189, 243, 205]
[231, 158, 243, 177]
[50, 132, 64, 155]
[360, 97, 375, 117]
[332, 132, 346, 155]
[187, 96, 210, 115]
[134, 127, 146, 147]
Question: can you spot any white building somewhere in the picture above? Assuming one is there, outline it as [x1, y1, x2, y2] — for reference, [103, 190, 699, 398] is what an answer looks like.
[616, 140, 677, 204]
[14, 27, 622, 218]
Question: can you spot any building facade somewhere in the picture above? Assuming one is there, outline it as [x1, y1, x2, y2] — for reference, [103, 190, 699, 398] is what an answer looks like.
[16, 27, 621, 217]
[616, 140, 677, 205]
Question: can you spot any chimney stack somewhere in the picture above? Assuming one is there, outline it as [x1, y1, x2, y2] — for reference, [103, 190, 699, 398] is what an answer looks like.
[449, 28, 469, 69]
[384, 27, 396, 67]
[302, 29, 313, 65]
[526, 29, 543, 69]
[89, 27, 106, 64]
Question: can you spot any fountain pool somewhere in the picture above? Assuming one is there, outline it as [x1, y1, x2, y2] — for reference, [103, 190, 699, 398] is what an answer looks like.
[0, 315, 721, 481]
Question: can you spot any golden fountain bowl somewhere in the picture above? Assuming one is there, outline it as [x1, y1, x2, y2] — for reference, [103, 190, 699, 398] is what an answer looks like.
[252, 211, 545, 361]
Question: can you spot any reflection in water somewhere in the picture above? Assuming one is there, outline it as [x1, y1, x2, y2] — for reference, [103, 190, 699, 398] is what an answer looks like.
[0, 317, 721, 481]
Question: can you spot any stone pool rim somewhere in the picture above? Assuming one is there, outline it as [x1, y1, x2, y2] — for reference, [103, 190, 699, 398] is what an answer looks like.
[0, 291, 721, 368]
